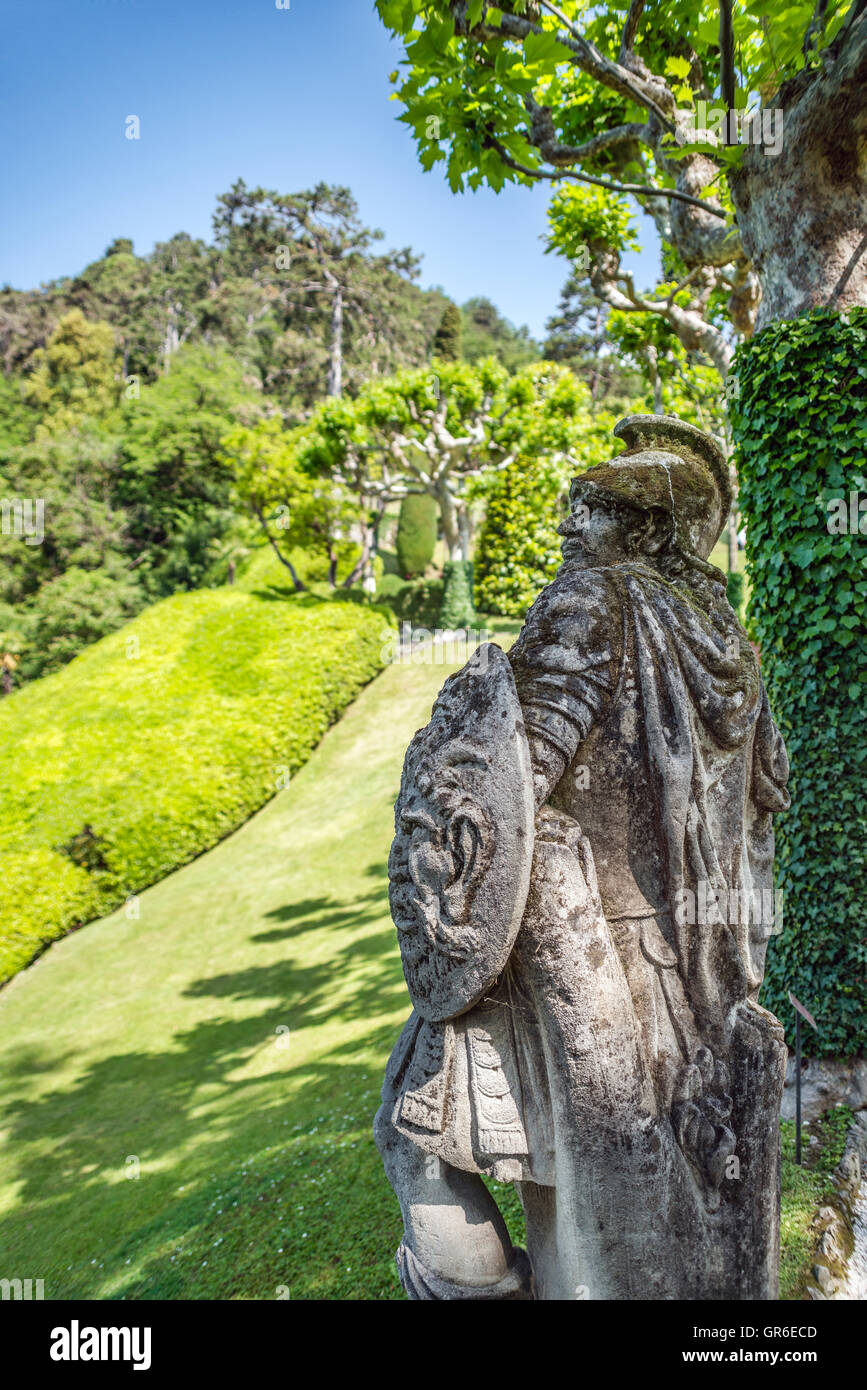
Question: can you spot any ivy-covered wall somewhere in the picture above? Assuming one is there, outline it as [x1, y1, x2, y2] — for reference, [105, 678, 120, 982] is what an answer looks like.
[732, 308, 867, 1056]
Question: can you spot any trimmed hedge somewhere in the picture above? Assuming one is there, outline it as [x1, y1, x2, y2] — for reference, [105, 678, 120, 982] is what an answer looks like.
[395, 493, 438, 578]
[380, 575, 445, 629]
[0, 588, 391, 983]
[732, 308, 867, 1056]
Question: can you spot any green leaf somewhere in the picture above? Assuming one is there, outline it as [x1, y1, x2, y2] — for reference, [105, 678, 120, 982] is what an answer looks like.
[665, 56, 691, 80]
[523, 30, 570, 66]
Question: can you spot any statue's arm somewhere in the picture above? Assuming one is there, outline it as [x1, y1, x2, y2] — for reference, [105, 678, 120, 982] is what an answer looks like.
[525, 732, 570, 811]
[508, 572, 621, 811]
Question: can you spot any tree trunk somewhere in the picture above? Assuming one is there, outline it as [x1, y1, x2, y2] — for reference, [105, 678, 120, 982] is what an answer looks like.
[162, 302, 180, 375]
[646, 345, 663, 414]
[437, 487, 461, 561]
[729, 15, 867, 328]
[254, 506, 306, 592]
[342, 509, 381, 589]
[727, 505, 738, 575]
[327, 283, 344, 397]
[589, 305, 602, 401]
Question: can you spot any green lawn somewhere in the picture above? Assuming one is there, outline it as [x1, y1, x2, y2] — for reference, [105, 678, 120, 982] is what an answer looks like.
[0, 623, 821, 1301]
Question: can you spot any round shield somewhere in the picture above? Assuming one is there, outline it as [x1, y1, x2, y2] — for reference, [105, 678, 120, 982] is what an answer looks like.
[388, 643, 535, 1023]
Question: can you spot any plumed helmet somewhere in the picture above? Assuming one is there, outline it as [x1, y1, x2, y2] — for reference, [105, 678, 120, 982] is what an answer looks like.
[569, 414, 731, 560]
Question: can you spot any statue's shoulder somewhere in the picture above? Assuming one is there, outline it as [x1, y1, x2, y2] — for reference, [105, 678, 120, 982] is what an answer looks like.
[513, 566, 621, 656]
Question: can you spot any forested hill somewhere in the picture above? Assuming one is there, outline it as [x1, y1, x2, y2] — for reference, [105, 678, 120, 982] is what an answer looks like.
[0, 181, 452, 416]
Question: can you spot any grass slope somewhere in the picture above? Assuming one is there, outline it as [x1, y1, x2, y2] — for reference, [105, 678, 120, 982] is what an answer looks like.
[0, 587, 390, 983]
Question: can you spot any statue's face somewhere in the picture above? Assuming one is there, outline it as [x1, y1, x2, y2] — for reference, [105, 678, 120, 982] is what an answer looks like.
[557, 494, 632, 566]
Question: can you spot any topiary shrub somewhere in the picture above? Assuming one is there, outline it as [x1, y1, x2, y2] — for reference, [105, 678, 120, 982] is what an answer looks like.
[473, 456, 569, 618]
[439, 560, 476, 629]
[395, 493, 438, 578]
[731, 307, 867, 1057]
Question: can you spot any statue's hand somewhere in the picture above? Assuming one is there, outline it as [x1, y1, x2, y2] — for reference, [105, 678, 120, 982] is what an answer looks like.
[533, 805, 604, 925]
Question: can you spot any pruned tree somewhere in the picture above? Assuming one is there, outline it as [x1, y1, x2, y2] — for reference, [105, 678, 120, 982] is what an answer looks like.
[377, 0, 866, 350]
[361, 359, 518, 560]
[345, 358, 592, 563]
[281, 359, 521, 572]
[229, 359, 596, 590]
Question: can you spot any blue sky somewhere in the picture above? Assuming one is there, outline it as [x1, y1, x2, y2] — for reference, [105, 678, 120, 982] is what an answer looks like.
[0, 0, 660, 340]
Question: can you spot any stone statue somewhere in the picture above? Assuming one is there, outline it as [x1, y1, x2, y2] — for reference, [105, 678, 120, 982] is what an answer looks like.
[375, 415, 791, 1301]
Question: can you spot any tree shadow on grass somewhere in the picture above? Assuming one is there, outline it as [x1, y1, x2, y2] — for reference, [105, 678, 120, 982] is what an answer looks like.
[250, 880, 388, 943]
[106, 1032, 410, 1301]
[248, 588, 330, 605]
[182, 927, 405, 1033]
[0, 882, 410, 1298]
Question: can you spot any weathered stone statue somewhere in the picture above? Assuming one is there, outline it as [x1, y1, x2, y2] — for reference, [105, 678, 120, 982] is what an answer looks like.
[375, 415, 791, 1300]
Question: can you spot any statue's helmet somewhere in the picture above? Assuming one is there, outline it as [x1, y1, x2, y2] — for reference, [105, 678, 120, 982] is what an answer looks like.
[570, 414, 731, 561]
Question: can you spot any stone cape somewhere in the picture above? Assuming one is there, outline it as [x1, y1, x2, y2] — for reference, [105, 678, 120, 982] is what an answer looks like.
[381, 556, 790, 1299]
